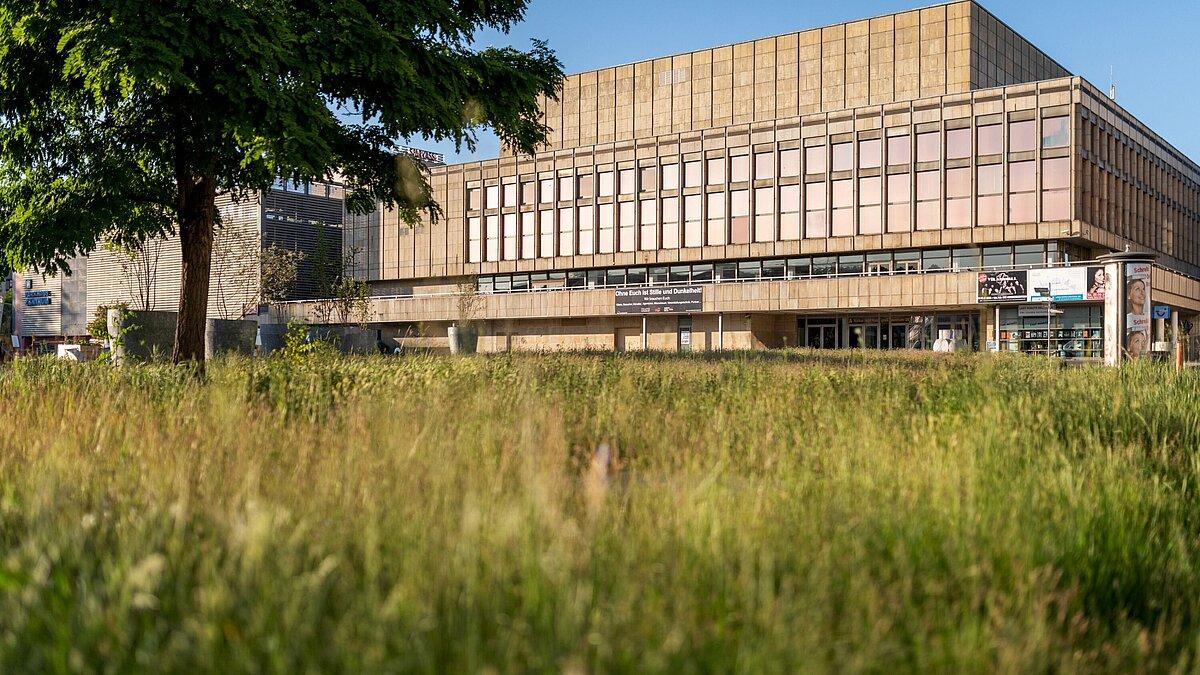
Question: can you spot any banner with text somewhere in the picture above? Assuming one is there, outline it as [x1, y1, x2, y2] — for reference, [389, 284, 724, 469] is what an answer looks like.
[615, 286, 704, 314]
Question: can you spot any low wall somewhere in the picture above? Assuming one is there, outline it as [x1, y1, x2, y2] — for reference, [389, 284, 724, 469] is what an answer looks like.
[108, 309, 177, 363]
[205, 319, 257, 359]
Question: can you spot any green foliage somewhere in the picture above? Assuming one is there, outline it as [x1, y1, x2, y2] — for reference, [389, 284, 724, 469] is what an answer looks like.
[3, 352, 1200, 670]
[86, 302, 128, 341]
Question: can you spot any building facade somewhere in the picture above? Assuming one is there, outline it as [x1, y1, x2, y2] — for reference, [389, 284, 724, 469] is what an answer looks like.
[266, 2, 1198, 355]
[13, 180, 344, 346]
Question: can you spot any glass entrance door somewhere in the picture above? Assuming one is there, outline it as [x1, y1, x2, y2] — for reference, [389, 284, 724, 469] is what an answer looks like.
[889, 323, 907, 350]
[806, 324, 838, 349]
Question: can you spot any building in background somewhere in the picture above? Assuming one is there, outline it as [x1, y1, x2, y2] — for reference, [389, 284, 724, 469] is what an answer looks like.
[12, 179, 344, 349]
[269, 0, 1200, 357]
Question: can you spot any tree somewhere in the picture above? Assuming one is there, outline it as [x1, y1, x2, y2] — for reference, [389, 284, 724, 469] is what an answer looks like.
[0, 0, 562, 370]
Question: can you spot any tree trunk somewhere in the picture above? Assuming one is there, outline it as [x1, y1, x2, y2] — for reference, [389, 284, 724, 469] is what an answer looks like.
[173, 174, 217, 367]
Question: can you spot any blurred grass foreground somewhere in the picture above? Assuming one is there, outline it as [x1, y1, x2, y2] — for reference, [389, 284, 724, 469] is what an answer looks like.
[3, 351, 1200, 672]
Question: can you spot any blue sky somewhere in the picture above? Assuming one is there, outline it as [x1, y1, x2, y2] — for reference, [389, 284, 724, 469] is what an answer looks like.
[413, 0, 1200, 165]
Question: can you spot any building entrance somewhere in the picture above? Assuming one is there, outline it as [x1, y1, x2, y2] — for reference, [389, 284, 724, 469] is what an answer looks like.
[805, 323, 838, 349]
[848, 319, 910, 349]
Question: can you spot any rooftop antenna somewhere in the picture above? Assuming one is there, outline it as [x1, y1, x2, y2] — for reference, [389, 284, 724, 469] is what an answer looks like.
[1108, 66, 1117, 101]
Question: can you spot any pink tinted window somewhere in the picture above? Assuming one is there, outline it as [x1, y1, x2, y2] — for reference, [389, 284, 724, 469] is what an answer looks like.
[887, 135, 911, 165]
[946, 128, 971, 160]
[978, 125, 1003, 155]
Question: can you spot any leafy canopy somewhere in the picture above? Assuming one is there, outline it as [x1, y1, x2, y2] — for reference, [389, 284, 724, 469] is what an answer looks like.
[0, 0, 563, 273]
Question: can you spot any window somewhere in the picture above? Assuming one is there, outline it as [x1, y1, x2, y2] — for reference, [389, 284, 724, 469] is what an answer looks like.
[467, 187, 481, 211]
[805, 182, 826, 238]
[558, 175, 574, 201]
[812, 256, 835, 276]
[832, 142, 853, 172]
[598, 171, 614, 197]
[607, 268, 626, 286]
[1042, 157, 1070, 220]
[670, 266, 690, 284]
[894, 250, 920, 272]
[916, 132, 939, 163]
[707, 193, 726, 245]
[503, 213, 517, 260]
[1009, 160, 1036, 223]
[577, 173, 594, 199]
[916, 170, 940, 230]
[598, 204, 615, 253]
[887, 134, 911, 166]
[754, 151, 774, 180]
[684, 161, 702, 188]
[805, 145, 827, 174]
[619, 168, 635, 194]
[661, 163, 679, 191]
[1010, 119, 1036, 153]
[485, 214, 500, 260]
[1042, 116, 1069, 148]
[639, 199, 656, 250]
[485, 184, 499, 209]
[1014, 243, 1044, 267]
[577, 206, 594, 254]
[886, 174, 910, 232]
[983, 245, 1011, 269]
[692, 264, 714, 282]
[780, 185, 801, 240]
[520, 180, 535, 205]
[539, 178, 554, 204]
[737, 261, 760, 280]
[619, 201, 636, 251]
[946, 128, 971, 160]
[977, 164, 1003, 226]
[707, 157, 725, 185]
[661, 197, 679, 249]
[754, 187, 774, 241]
[859, 138, 881, 169]
[649, 266, 669, 285]
[923, 249, 949, 271]
[627, 268, 647, 285]
[858, 176, 881, 234]
[951, 247, 980, 271]
[557, 207, 574, 255]
[683, 195, 703, 247]
[731, 155, 750, 182]
[838, 255, 864, 275]
[978, 124, 1003, 155]
[503, 182, 516, 207]
[468, 216, 482, 262]
[787, 257, 811, 278]
[730, 190, 750, 244]
[639, 167, 656, 192]
[520, 212, 535, 259]
[539, 209, 554, 257]
[831, 179, 853, 236]
[780, 149, 801, 177]
[945, 167, 971, 228]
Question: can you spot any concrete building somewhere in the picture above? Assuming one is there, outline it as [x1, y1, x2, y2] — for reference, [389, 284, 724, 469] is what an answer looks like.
[266, 0, 1200, 358]
[12, 180, 344, 349]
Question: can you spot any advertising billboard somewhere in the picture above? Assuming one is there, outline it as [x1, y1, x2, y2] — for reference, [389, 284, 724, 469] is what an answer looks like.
[977, 267, 1108, 305]
[1027, 267, 1086, 302]
[615, 286, 703, 314]
[976, 271, 1027, 303]
[1125, 262, 1152, 358]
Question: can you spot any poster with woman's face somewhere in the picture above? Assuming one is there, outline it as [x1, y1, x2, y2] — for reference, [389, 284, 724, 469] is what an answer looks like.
[1086, 266, 1107, 300]
[1125, 263, 1152, 358]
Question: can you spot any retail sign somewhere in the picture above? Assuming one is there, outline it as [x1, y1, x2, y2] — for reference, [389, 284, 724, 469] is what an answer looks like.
[397, 146, 445, 165]
[976, 271, 1027, 303]
[23, 290, 52, 306]
[1152, 305, 1171, 320]
[615, 286, 703, 314]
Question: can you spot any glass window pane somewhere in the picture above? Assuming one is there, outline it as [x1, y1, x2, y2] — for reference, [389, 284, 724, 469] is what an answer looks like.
[485, 184, 499, 208]
[946, 167, 971, 198]
[946, 128, 971, 159]
[1042, 116, 1069, 148]
[1014, 244, 1044, 266]
[1042, 157, 1070, 190]
[639, 167, 655, 192]
[978, 195, 1003, 226]
[1009, 192, 1036, 223]
[503, 182, 516, 206]
[661, 163, 679, 190]
[598, 171, 614, 197]
[1010, 119, 1036, 153]
[887, 134, 911, 166]
[707, 193, 726, 245]
[684, 161, 702, 188]
[859, 138, 881, 169]
[730, 189, 750, 244]
[1043, 190, 1070, 221]
[577, 173, 593, 199]
[754, 152, 773, 180]
[832, 142, 853, 172]
[922, 249, 949, 271]
[977, 164, 1003, 195]
[916, 132, 939, 163]
[754, 187, 773, 242]
[978, 124, 1002, 155]
[661, 197, 679, 249]
[805, 145, 827, 174]
[577, 206, 594, 255]
[683, 195, 703, 247]
[619, 169, 635, 194]
[639, 199, 657, 250]
[539, 178, 554, 203]
[467, 187, 481, 210]
[1010, 160, 1036, 192]
[916, 171, 940, 201]
[558, 176, 574, 201]
[730, 155, 750, 182]
[520, 180, 535, 204]
[780, 149, 801, 177]
[812, 256, 835, 276]
[805, 182, 826, 238]
[707, 157, 725, 185]
[557, 207, 574, 255]
[598, 204, 615, 253]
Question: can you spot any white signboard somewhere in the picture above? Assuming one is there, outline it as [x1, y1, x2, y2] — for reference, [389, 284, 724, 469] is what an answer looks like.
[1027, 267, 1087, 302]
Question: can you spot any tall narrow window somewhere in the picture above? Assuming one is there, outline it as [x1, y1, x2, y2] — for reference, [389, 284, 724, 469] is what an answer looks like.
[945, 167, 971, 228]
[520, 180, 535, 205]
[754, 151, 774, 180]
[520, 211, 535, 259]
[916, 170, 940, 230]
[730, 190, 750, 244]
[598, 204, 615, 253]
[886, 174, 910, 232]
[1009, 160, 1036, 223]
[731, 155, 750, 183]
[780, 184, 800, 240]
[858, 176, 881, 234]
[468, 216, 482, 262]
[831, 179, 853, 236]
[539, 209, 554, 257]
[598, 171, 614, 197]
[707, 193, 726, 245]
[754, 187, 774, 242]
[578, 205, 594, 254]
[577, 173, 594, 199]
[683, 195, 703, 247]
[639, 167, 656, 193]
[1042, 157, 1071, 220]
[502, 213, 517, 260]
[619, 169, 635, 194]
[619, 201, 636, 251]
[684, 161, 702, 188]
[558, 176, 574, 201]
[661, 163, 679, 191]
[467, 187, 481, 211]
[639, 199, 657, 250]
[977, 164, 1003, 226]
[485, 214, 500, 260]
[805, 182, 826, 238]
[485, 184, 499, 209]
[557, 207, 574, 255]
[539, 178, 554, 204]
[661, 197, 679, 249]
[502, 182, 516, 207]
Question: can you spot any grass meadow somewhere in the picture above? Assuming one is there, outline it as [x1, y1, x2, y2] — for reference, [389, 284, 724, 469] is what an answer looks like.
[2, 351, 1200, 672]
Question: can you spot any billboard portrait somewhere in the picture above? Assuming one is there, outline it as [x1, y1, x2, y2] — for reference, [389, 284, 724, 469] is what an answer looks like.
[1124, 262, 1151, 358]
[1085, 266, 1107, 301]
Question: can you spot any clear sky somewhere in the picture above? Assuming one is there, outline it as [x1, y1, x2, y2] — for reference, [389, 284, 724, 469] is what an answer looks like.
[413, 0, 1200, 165]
